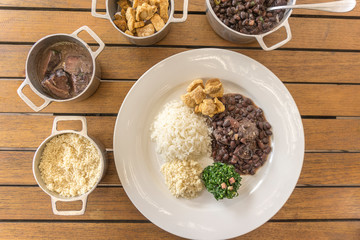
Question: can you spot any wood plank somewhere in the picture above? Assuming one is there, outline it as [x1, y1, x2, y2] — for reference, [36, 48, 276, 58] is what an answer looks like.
[1, 45, 360, 84]
[2, 221, 360, 240]
[0, 115, 359, 150]
[1, 151, 359, 186]
[3, 79, 360, 115]
[1, 0, 359, 17]
[0, 186, 359, 220]
[299, 153, 360, 186]
[0, 151, 120, 185]
[1, 10, 360, 50]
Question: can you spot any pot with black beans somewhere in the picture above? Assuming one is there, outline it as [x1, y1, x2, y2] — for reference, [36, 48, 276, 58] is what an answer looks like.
[206, 0, 295, 50]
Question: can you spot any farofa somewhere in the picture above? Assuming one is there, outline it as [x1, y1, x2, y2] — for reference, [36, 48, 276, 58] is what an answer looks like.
[39, 133, 101, 197]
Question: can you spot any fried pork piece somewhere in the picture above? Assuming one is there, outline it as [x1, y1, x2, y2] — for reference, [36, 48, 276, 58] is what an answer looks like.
[132, 0, 149, 8]
[204, 78, 224, 98]
[195, 97, 224, 117]
[187, 79, 204, 92]
[136, 24, 155, 37]
[150, 14, 165, 32]
[126, 7, 136, 32]
[195, 99, 217, 117]
[181, 85, 206, 107]
[114, 12, 128, 32]
[134, 21, 145, 28]
[181, 93, 196, 108]
[214, 97, 225, 113]
[125, 30, 134, 36]
[117, 0, 130, 10]
[159, 0, 169, 22]
[136, 3, 157, 21]
[149, 0, 160, 7]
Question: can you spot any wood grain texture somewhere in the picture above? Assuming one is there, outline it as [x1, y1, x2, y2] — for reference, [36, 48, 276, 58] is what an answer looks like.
[3, 80, 360, 115]
[0, 186, 359, 220]
[1, 10, 360, 50]
[1, 46, 360, 84]
[2, 221, 360, 240]
[1, 151, 359, 185]
[0, 115, 359, 150]
[0, 0, 359, 16]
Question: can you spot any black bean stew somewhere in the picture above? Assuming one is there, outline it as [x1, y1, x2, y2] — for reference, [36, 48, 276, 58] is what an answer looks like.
[208, 93, 272, 175]
[210, 0, 288, 35]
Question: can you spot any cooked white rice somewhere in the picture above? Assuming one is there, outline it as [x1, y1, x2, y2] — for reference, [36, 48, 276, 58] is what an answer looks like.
[151, 100, 211, 162]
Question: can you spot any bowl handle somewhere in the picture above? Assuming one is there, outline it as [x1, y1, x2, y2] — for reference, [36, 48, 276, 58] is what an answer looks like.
[71, 25, 105, 59]
[255, 20, 292, 51]
[91, 0, 110, 19]
[171, 0, 189, 23]
[51, 195, 88, 215]
[17, 78, 51, 112]
[52, 116, 88, 136]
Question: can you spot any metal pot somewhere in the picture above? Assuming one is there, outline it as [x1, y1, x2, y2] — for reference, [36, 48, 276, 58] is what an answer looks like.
[91, 0, 188, 45]
[205, 0, 294, 51]
[17, 26, 105, 112]
[33, 116, 107, 215]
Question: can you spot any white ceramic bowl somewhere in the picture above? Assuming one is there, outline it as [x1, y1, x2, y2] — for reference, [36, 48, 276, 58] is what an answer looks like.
[33, 116, 107, 215]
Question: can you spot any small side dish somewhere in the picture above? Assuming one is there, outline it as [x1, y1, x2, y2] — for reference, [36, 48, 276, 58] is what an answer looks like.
[39, 133, 101, 197]
[209, 0, 288, 34]
[151, 77, 272, 200]
[38, 42, 93, 99]
[113, 0, 169, 37]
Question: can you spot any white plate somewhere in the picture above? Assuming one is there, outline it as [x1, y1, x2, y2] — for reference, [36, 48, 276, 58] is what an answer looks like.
[113, 48, 304, 239]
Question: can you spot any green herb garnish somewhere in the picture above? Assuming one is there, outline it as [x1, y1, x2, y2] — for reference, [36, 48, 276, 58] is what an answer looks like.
[201, 162, 242, 200]
[214, 0, 221, 5]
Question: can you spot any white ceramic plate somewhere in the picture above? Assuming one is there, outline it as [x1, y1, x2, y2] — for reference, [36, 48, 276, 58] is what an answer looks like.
[113, 48, 304, 239]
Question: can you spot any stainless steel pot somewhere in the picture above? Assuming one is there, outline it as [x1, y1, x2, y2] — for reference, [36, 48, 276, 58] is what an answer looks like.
[91, 0, 188, 45]
[33, 116, 107, 215]
[17, 26, 105, 112]
[205, 0, 294, 51]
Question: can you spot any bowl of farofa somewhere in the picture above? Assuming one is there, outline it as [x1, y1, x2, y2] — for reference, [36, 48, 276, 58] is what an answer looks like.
[33, 116, 107, 215]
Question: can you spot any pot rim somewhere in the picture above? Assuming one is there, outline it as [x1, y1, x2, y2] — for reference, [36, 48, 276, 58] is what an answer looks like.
[25, 33, 98, 103]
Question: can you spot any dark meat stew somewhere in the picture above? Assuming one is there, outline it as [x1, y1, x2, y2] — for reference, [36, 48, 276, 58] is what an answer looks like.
[38, 42, 93, 99]
[209, 93, 272, 175]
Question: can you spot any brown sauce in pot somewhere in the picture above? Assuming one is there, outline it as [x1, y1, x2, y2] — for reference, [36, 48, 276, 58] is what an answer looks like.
[38, 42, 93, 99]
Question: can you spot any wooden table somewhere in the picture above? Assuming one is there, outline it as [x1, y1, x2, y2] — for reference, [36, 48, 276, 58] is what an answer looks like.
[1, 0, 359, 239]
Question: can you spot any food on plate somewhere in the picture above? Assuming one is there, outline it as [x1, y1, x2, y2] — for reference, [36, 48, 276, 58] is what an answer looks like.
[209, 0, 288, 35]
[113, 0, 169, 37]
[150, 100, 211, 161]
[209, 93, 272, 175]
[38, 42, 93, 99]
[152, 78, 272, 200]
[202, 162, 242, 200]
[161, 159, 204, 199]
[39, 133, 101, 197]
[181, 78, 225, 117]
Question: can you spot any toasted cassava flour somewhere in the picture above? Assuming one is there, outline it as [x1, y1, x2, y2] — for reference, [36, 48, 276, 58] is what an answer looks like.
[39, 133, 101, 197]
[160, 159, 204, 199]
[151, 100, 211, 162]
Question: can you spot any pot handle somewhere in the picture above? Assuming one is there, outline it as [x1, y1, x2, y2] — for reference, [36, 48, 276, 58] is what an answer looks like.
[91, 0, 110, 19]
[71, 25, 105, 59]
[51, 195, 88, 215]
[17, 78, 51, 112]
[52, 116, 88, 136]
[171, 0, 188, 23]
[255, 20, 292, 51]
